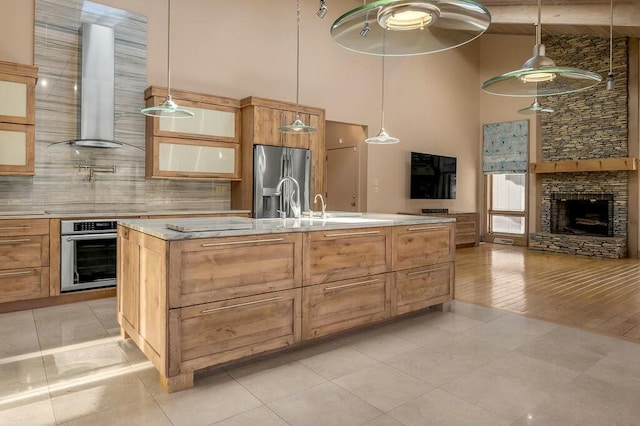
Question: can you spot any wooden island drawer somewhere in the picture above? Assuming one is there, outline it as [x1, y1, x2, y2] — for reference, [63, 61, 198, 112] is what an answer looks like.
[0, 234, 49, 269]
[170, 288, 301, 374]
[392, 263, 454, 316]
[0, 267, 49, 303]
[392, 223, 455, 271]
[302, 273, 390, 340]
[168, 233, 302, 308]
[303, 227, 391, 286]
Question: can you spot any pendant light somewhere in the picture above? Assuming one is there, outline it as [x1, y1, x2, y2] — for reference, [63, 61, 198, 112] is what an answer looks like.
[606, 0, 615, 90]
[366, 46, 399, 144]
[331, 0, 491, 56]
[141, 0, 193, 118]
[481, 0, 602, 97]
[278, 0, 317, 134]
[518, 98, 554, 115]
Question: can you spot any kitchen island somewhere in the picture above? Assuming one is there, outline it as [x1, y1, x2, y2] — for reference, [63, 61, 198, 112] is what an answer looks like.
[117, 213, 456, 392]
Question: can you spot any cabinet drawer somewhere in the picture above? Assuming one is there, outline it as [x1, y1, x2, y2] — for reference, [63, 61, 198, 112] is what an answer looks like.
[171, 288, 301, 374]
[392, 263, 454, 316]
[303, 227, 391, 286]
[302, 274, 390, 340]
[0, 234, 49, 269]
[0, 219, 49, 237]
[392, 223, 455, 271]
[0, 267, 49, 303]
[168, 233, 302, 308]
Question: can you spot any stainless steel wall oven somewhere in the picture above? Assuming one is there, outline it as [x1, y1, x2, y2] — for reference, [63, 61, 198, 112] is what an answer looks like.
[60, 219, 118, 293]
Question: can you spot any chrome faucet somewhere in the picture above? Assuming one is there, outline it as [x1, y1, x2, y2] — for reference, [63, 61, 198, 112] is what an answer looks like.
[275, 176, 301, 219]
[314, 193, 326, 219]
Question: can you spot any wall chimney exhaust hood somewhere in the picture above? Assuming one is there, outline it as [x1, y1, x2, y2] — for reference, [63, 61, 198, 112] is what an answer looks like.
[69, 22, 122, 148]
[48, 22, 140, 150]
[73, 22, 120, 148]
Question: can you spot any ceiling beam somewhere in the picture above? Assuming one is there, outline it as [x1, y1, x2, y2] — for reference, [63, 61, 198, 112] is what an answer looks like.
[485, 3, 640, 37]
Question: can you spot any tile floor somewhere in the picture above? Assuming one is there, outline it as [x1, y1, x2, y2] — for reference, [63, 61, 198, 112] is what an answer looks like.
[2, 298, 640, 425]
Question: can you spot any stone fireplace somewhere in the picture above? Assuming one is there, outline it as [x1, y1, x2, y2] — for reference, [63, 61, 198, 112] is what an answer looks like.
[528, 35, 630, 259]
[550, 193, 614, 237]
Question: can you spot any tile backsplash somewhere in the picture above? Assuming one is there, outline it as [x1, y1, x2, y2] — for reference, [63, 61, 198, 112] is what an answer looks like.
[0, 0, 230, 213]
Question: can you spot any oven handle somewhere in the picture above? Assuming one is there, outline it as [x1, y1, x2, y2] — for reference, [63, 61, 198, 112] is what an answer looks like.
[63, 233, 117, 242]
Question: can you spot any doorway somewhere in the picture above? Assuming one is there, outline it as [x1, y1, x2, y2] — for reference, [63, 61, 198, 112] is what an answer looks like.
[327, 147, 358, 211]
[325, 121, 367, 212]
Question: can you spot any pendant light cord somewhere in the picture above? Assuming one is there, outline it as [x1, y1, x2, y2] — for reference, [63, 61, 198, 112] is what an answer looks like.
[609, 0, 613, 74]
[166, 0, 172, 97]
[536, 0, 542, 45]
[295, 0, 301, 112]
[380, 55, 385, 128]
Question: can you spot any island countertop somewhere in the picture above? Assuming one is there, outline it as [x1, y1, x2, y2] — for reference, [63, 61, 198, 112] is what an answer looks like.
[118, 213, 455, 240]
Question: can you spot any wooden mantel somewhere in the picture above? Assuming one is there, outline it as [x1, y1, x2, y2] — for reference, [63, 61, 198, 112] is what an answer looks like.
[530, 157, 639, 174]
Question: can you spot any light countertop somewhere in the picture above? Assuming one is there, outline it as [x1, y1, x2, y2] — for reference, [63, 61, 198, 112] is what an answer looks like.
[0, 209, 250, 220]
[119, 213, 455, 241]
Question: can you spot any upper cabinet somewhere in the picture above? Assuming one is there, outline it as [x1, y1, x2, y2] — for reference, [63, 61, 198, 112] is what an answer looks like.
[0, 61, 38, 175]
[144, 86, 241, 180]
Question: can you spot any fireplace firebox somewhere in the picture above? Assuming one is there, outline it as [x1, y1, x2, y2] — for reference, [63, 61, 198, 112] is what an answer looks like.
[550, 193, 614, 237]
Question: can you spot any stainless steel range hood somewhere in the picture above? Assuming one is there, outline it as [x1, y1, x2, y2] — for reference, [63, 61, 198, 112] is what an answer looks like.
[72, 22, 120, 149]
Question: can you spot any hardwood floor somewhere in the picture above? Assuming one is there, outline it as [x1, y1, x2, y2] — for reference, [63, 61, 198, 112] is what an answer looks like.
[455, 243, 640, 343]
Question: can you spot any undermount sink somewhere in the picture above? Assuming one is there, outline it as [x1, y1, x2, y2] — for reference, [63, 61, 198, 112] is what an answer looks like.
[303, 211, 363, 219]
[324, 211, 362, 218]
[319, 217, 390, 224]
[293, 216, 391, 225]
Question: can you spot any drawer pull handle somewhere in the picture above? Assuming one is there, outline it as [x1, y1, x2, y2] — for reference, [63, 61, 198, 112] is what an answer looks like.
[0, 238, 31, 244]
[324, 279, 381, 292]
[0, 226, 31, 230]
[407, 226, 448, 232]
[202, 238, 284, 247]
[324, 231, 380, 238]
[406, 270, 433, 277]
[201, 296, 283, 314]
[0, 270, 33, 277]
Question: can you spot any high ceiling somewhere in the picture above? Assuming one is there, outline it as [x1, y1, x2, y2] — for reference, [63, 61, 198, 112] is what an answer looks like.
[481, 0, 640, 37]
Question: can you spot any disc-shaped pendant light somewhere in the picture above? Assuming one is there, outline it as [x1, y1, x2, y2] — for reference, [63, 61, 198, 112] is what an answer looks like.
[279, 0, 317, 133]
[141, 0, 193, 118]
[331, 0, 491, 56]
[518, 98, 554, 115]
[366, 49, 399, 144]
[481, 0, 601, 97]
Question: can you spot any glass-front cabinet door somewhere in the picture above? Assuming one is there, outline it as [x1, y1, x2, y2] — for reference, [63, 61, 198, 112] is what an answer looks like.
[144, 86, 241, 180]
[150, 137, 240, 180]
[0, 61, 37, 175]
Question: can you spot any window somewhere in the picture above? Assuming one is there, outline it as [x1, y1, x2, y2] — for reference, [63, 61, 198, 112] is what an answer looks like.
[487, 173, 527, 238]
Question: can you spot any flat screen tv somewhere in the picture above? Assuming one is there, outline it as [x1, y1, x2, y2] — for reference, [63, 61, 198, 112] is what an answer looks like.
[410, 152, 457, 199]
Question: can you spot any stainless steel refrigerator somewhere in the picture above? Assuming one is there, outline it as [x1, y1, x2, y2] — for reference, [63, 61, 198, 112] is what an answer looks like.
[253, 145, 312, 218]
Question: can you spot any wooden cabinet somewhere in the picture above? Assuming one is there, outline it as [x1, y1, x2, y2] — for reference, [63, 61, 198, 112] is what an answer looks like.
[168, 233, 302, 308]
[0, 219, 50, 302]
[144, 86, 241, 180]
[392, 223, 455, 271]
[426, 212, 479, 248]
[302, 273, 390, 340]
[392, 263, 454, 316]
[251, 106, 311, 149]
[118, 220, 454, 392]
[231, 96, 326, 215]
[117, 227, 303, 392]
[172, 288, 301, 375]
[0, 61, 38, 175]
[303, 227, 391, 286]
